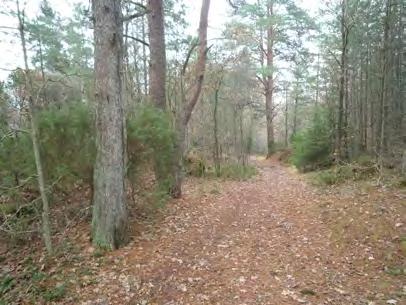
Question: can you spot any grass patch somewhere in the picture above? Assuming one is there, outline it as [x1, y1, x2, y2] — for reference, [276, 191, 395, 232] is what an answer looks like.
[216, 164, 257, 180]
[43, 283, 66, 302]
[0, 275, 15, 295]
[400, 238, 406, 256]
[309, 162, 378, 186]
[187, 159, 258, 181]
[384, 266, 406, 276]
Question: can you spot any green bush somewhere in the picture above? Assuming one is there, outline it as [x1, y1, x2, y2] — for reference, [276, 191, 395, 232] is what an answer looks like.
[1, 103, 176, 207]
[0, 103, 94, 244]
[127, 104, 175, 191]
[291, 107, 332, 171]
[0, 130, 36, 189]
[313, 170, 337, 185]
[38, 102, 94, 186]
[0, 102, 94, 192]
[312, 167, 352, 185]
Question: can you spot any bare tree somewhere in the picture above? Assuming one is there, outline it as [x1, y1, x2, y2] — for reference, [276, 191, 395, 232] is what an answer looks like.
[16, 0, 52, 254]
[170, 0, 211, 198]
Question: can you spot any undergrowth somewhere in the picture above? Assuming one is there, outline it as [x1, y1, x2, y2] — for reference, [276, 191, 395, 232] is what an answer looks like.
[187, 158, 257, 181]
[290, 107, 332, 172]
[309, 162, 378, 186]
[0, 255, 67, 304]
[0, 103, 175, 247]
[216, 163, 257, 180]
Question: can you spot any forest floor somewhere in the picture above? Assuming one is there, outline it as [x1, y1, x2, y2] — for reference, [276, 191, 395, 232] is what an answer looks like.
[2, 157, 405, 305]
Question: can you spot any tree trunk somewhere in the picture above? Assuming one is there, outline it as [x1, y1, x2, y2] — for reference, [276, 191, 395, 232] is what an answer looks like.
[379, 0, 391, 170]
[148, 0, 166, 109]
[16, 0, 52, 255]
[315, 53, 320, 105]
[265, 0, 275, 158]
[284, 86, 288, 147]
[142, 13, 148, 96]
[292, 93, 298, 137]
[170, 0, 211, 198]
[170, 118, 186, 198]
[213, 88, 220, 176]
[91, 0, 128, 249]
[148, 0, 169, 187]
[337, 0, 348, 161]
[239, 109, 246, 166]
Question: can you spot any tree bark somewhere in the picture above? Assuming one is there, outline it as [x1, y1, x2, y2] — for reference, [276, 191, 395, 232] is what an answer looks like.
[292, 92, 298, 137]
[148, 0, 169, 187]
[148, 0, 166, 109]
[284, 86, 288, 147]
[265, 0, 275, 158]
[213, 87, 220, 176]
[92, 0, 128, 249]
[315, 53, 320, 105]
[337, 0, 349, 161]
[239, 109, 246, 166]
[142, 13, 148, 95]
[378, 0, 391, 170]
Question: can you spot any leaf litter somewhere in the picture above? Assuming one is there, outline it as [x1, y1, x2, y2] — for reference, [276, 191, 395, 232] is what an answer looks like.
[2, 158, 405, 305]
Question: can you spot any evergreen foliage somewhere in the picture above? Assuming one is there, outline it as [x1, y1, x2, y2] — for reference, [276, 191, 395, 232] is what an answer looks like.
[127, 103, 175, 191]
[37, 103, 94, 185]
[0, 103, 93, 191]
[290, 107, 332, 171]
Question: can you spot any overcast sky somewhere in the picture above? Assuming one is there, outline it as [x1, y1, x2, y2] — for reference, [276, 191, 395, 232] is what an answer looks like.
[0, 0, 321, 80]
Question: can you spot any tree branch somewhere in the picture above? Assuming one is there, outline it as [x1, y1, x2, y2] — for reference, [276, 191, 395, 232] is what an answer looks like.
[123, 34, 149, 47]
[122, 9, 150, 22]
[182, 41, 199, 75]
[183, 0, 211, 127]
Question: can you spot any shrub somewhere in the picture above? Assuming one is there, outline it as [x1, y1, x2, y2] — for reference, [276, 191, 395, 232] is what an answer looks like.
[313, 170, 338, 185]
[0, 103, 94, 245]
[291, 107, 332, 171]
[0, 102, 94, 192]
[277, 148, 292, 164]
[0, 130, 36, 190]
[38, 102, 94, 186]
[127, 104, 175, 192]
[311, 163, 379, 186]
[355, 154, 375, 167]
[185, 151, 207, 177]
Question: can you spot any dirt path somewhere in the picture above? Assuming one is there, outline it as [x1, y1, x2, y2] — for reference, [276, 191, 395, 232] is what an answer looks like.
[77, 159, 405, 305]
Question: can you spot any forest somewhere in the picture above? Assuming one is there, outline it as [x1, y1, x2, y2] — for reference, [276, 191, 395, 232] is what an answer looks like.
[0, 0, 405, 304]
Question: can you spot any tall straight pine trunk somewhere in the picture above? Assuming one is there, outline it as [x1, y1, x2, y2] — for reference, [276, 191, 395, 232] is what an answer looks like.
[148, 0, 166, 109]
[148, 0, 170, 187]
[337, 0, 349, 161]
[92, 0, 128, 249]
[265, 0, 275, 158]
